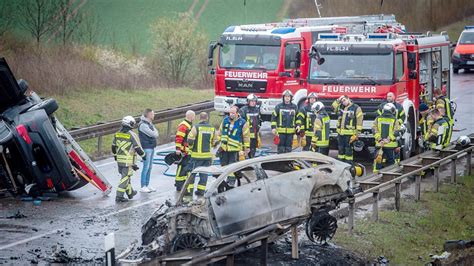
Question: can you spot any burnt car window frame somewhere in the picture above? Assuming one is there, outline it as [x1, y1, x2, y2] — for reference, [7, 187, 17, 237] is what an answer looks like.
[260, 159, 307, 178]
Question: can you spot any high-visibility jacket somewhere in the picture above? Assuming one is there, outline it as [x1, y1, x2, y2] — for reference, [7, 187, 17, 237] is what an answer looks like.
[419, 114, 433, 140]
[175, 119, 192, 154]
[377, 101, 406, 125]
[297, 104, 317, 137]
[336, 101, 363, 135]
[239, 105, 261, 139]
[112, 127, 145, 167]
[312, 111, 330, 147]
[218, 116, 250, 152]
[426, 117, 449, 149]
[188, 122, 216, 160]
[435, 96, 454, 124]
[373, 112, 400, 148]
[271, 102, 299, 134]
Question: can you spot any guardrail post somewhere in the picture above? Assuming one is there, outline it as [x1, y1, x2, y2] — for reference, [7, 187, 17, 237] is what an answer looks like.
[434, 167, 440, 192]
[466, 150, 472, 176]
[166, 120, 172, 139]
[291, 225, 299, 259]
[415, 174, 421, 201]
[97, 136, 103, 156]
[348, 198, 355, 235]
[372, 191, 379, 222]
[395, 181, 401, 211]
[451, 158, 457, 183]
[261, 238, 268, 265]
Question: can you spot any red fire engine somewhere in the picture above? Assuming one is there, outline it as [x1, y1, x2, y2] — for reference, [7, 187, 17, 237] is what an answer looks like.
[208, 14, 404, 120]
[308, 31, 451, 158]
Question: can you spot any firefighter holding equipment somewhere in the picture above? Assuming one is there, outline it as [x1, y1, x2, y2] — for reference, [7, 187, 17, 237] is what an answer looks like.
[239, 94, 262, 158]
[425, 109, 449, 150]
[217, 105, 250, 187]
[185, 112, 217, 198]
[311, 101, 330, 155]
[333, 95, 363, 163]
[434, 88, 454, 145]
[417, 103, 432, 152]
[372, 103, 400, 173]
[174, 110, 195, 192]
[376, 92, 406, 164]
[297, 92, 318, 151]
[112, 116, 146, 202]
[271, 89, 300, 154]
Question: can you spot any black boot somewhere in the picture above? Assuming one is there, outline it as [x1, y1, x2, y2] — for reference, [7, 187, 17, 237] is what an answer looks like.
[115, 196, 128, 203]
[127, 190, 137, 199]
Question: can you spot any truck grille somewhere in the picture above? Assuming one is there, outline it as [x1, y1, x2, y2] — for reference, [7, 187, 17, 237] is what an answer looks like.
[225, 79, 267, 93]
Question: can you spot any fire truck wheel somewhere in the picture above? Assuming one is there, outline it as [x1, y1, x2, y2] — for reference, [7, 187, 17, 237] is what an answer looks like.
[401, 119, 413, 160]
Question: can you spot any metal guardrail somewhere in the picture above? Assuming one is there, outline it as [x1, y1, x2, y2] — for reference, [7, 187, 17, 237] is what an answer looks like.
[69, 100, 214, 141]
[345, 134, 474, 234]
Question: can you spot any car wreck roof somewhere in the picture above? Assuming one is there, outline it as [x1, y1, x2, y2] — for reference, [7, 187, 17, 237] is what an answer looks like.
[191, 151, 347, 176]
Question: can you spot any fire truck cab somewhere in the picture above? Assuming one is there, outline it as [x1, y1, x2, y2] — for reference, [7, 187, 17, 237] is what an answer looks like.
[308, 31, 451, 158]
[208, 15, 403, 120]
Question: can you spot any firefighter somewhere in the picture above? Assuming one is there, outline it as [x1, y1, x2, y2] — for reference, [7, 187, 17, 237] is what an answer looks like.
[417, 103, 431, 152]
[297, 92, 318, 151]
[376, 92, 406, 164]
[311, 101, 330, 155]
[434, 88, 454, 145]
[372, 103, 400, 173]
[271, 89, 300, 154]
[425, 109, 449, 149]
[185, 112, 217, 198]
[217, 105, 250, 187]
[112, 116, 146, 202]
[333, 95, 363, 164]
[174, 110, 196, 192]
[239, 94, 261, 158]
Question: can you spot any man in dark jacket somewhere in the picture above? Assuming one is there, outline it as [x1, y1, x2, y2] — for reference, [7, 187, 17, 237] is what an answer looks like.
[138, 109, 159, 193]
[239, 94, 261, 158]
[271, 89, 300, 153]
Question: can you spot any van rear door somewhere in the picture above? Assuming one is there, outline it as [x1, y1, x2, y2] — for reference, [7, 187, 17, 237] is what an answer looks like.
[0, 58, 25, 113]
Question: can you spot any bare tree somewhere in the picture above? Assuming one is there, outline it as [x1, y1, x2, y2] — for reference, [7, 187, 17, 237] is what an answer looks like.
[0, 1, 15, 37]
[52, 0, 84, 46]
[150, 13, 207, 86]
[76, 11, 102, 45]
[18, 0, 58, 45]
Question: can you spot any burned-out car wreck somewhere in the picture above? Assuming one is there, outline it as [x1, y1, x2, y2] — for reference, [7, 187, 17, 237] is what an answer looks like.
[133, 152, 362, 263]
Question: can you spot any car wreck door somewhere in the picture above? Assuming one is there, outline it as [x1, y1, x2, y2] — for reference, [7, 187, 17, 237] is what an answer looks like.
[261, 160, 316, 223]
[209, 166, 272, 238]
[0, 58, 25, 113]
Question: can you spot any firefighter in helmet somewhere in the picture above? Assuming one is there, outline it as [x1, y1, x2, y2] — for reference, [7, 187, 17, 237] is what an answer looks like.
[174, 110, 195, 192]
[311, 101, 330, 155]
[184, 112, 217, 199]
[271, 89, 300, 153]
[112, 116, 146, 202]
[333, 95, 363, 163]
[239, 94, 261, 158]
[376, 92, 406, 164]
[372, 103, 400, 172]
[297, 92, 318, 151]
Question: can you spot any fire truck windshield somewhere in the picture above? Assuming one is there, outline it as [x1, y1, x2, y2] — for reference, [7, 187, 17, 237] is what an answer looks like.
[219, 44, 280, 70]
[309, 53, 394, 84]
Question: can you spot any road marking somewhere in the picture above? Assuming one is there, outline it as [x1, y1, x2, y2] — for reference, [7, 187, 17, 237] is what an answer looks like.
[0, 228, 64, 250]
[101, 196, 167, 218]
[97, 161, 115, 168]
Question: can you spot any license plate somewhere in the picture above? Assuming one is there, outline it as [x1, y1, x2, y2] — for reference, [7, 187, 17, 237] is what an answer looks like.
[467, 61, 474, 65]
[236, 98, 247, 104]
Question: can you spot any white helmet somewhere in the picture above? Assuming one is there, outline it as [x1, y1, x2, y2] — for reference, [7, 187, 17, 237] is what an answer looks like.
[383, 103, 396, 115]
[247, 93, 258, 102]
[457, 136, 471, 147]
[122, 115, 136, 128]
[308, 92, 318, 99]
[312, 101, 325, 112]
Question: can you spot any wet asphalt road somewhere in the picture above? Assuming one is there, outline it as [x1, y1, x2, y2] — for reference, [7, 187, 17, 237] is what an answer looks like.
[0, 72, 473, 264]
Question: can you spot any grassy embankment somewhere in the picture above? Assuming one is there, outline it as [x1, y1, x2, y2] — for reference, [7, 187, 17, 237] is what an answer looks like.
[49, 88, 214, 156]
[333, 176, 474, 264]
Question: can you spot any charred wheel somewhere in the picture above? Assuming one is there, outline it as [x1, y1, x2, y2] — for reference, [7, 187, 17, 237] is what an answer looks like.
[170, 233, 207, 253]
[305, 210, 337, 244]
